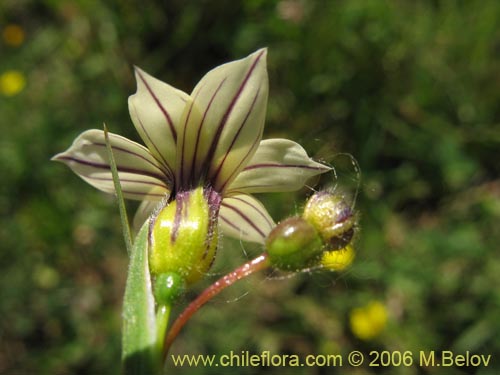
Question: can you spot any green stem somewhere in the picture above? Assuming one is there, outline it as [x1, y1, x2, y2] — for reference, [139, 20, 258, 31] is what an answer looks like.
[155, 304, 171, 359]
[103, 123, 133, 256]
[162, 254, 270, 359]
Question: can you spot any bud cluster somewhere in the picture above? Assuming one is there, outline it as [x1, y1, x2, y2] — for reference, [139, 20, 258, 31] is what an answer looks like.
[266, 191, 357, 271]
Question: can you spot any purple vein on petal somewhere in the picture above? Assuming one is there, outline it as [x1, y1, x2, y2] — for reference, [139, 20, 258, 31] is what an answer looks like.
[119, 190, 166, 198]
[179, 99, 196, 190]
[56, 155, 168, 182]
[131, 102, 173, 173]
[227, 196, 274, 229]
[202, 50, 265, 177]
[219, 213, 249, 237]
[136, 68, 177, 142]
[191, 78, 227, 181]
[243, 163, 329, 171]
[218, 134, 261, 193]
[220, 201, 266, 239]
[210, 86, 261, 186]
[90, 140, 169, 176]
[85, 175, 168, 189]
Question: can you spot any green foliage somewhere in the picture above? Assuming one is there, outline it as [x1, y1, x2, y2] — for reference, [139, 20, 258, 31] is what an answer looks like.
[1, 0, 499, 374]
[122, 221, 160, 375]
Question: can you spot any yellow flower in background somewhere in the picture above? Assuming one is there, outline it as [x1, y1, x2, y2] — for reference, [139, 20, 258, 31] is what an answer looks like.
[0, 70, 26, 96]
[3, 24, 25, 46]
[349, 300, 388, 340]
[321, 244, 355, 271]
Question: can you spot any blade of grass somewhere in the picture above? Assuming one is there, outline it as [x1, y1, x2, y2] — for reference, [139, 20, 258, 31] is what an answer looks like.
[104, 123, 133, 256]
[122, 221, 160, 374]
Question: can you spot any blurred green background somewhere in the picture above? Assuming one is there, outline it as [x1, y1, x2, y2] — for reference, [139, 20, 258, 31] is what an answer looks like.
[1, 0, 499, 374]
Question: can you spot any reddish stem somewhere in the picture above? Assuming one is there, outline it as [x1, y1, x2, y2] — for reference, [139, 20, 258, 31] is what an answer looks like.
[163, 253, 270, 358]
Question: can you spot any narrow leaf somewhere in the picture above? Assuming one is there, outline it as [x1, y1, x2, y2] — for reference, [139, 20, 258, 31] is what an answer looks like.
[122, 221, 160, 374]
[104, 124, 133, 256]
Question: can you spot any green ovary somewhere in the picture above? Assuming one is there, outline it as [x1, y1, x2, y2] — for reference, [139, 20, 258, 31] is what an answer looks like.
[149, 187, 218, 285]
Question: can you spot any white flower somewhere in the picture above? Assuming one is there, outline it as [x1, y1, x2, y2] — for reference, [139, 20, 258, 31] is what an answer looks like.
[53, 49, 330, 244]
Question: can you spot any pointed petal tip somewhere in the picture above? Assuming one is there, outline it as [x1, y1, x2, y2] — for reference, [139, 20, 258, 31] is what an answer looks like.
[251, 48, 268, 64]
[50, 153, 63, 162]
[130, 66, 152, 93]
[132, 65, 144, 74]
[130, 66, 145, 95]
[51, 149, 74, 163]
[253, 47, 268, 56]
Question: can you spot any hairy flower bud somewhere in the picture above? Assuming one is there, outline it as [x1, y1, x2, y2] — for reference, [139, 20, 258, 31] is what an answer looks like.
[265, 217, 324, 271]
[303, 191, 356, 251]
[149, 186, 221, 285]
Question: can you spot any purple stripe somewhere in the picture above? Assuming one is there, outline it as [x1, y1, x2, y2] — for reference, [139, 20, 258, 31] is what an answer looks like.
[120, 190, 165, 198]
[219, 214, 249, 237]
[221, 201, 265, 239]
[243, 163, 328, 171]
[210, 86, 261, 186]
[132, 105, 173, 172]
[202, 50, 265, 177]
[136, 69, 177, 141]
[171, 190, 189, 243]
[58, 156, 167, 182]
[85, 175, 168, 189]
[228, 196, 273, 229]
[191, 78, 227, 181]
[91, 140, 169, 176]
[97, 187, 166, 198]
[178, 99, 196, 190]
[218, 135, 261, 192]
[229, 184, 284, 191]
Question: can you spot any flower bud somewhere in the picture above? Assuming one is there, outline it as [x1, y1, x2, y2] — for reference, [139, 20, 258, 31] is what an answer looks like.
[303, 191, 356, 251]
[149, 187, 220, 285]
[265, 217, 324, 271]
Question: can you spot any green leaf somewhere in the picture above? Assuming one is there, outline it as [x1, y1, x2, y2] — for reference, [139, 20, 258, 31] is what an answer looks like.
[122, 221, 160, 374]
[103, 124, 133, 256]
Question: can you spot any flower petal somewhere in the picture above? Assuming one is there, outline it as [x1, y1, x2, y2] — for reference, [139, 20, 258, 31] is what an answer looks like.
[129, 67, 190, 175]
[133, 199, 162, 232]
[52, 129, 170, 200]
[176, 49, 268, 191]
[219, 193, 275, 244]
[176, 96, 203, 190]
[227, 139, 331, 194]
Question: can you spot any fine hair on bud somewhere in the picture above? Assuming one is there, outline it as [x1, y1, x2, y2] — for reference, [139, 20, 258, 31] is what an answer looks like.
[265, 216, 324, 271]
[148, 186, 221, 286]
[302, 191, 357, 251]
